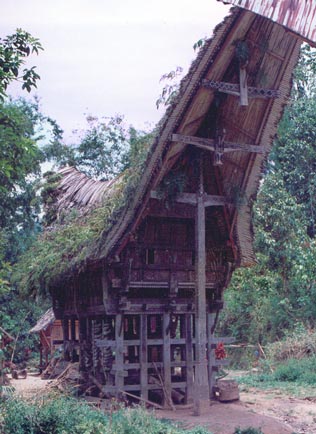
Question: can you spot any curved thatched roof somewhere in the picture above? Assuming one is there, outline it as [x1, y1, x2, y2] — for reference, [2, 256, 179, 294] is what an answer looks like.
[217, 0, 316, 45]
[51, 6, 304, 271]
[90, 7, 301, 267]
[56, 167, 120, 212]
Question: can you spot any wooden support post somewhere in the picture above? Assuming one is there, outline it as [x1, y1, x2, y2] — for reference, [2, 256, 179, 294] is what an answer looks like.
[115, 314, 124, 397]
[62, 318, 70, 361]
[163, 312, 172, 407]
[39, 341, 43, 369]
[71, 319, 76, 341]
[239, 67, 248, 106]
[194, 158, 210, 415]
[140, 314, 148, 400]
[101, 271, 109, 312]
[207, 313, 217, 398]
[185, 314, 194, 404]
[79, 317, 87, 372]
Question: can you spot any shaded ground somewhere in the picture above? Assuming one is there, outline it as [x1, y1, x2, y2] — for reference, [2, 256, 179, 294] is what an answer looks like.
[10, 373, 51, 399]
[10, 374, 316, 434]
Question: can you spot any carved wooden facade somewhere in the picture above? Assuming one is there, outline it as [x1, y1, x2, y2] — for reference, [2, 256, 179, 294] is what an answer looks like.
[50, 3, 313, 412]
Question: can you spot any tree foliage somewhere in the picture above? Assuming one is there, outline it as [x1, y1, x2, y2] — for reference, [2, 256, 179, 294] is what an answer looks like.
[0, 29, 42, 100]
[44, 114, 151, 181]
[219, 46, 316, 344]
[0, 98, 62, 361]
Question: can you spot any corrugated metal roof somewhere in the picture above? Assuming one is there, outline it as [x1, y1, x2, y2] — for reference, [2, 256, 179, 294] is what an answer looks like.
[218, 0, 316, 44]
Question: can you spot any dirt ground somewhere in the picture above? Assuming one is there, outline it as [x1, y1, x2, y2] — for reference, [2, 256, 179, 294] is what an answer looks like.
[157, 387, 316, 434]
[10, 374, 316, 434]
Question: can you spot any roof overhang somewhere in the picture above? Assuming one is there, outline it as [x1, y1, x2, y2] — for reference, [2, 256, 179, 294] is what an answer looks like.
[30, 308, 55, 333]
[217, 0, 316, 45]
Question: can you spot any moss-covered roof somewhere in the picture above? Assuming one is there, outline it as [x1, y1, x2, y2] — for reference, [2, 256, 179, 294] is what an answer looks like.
[16, 6, 303, 294]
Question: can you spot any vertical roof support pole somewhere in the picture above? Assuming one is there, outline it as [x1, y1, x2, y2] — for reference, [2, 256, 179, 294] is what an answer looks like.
[193, 155, 210, 415]
[239, 66, 248, 106]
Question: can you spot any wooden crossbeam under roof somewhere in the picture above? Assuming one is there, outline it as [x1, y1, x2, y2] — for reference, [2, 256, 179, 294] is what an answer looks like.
[150, 190, 231, 206]
[171, 134, 264, 154]
[202, 78, 280, 99]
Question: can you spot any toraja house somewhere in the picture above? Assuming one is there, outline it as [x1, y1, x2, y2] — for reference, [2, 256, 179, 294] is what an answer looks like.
[44, 1, 315, 413]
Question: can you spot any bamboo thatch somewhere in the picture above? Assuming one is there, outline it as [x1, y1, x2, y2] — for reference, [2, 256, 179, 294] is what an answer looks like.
[217, 0, 316, 45]
[52, 5, 304, 271]
[55, 167, 121, 212]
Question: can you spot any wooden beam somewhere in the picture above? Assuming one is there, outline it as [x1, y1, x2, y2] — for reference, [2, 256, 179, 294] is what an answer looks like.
[239, 67, 248, 106]
[207, 313, 216, 399]
[163, 313, 172, 407]
[115, 314, 124, 397]
[171, 134, 264, 154]
[203, 195, 230, 207]
[172, 133, 216, 151]
[140, 314, 148, 400]
[150, 190, 230, 207]
[62, 318, 70, 361]
[202, 79, 280, 99]
[185, 314, 194, 404]
[175, 192, 197, 206]
[194, 159, 210, 415]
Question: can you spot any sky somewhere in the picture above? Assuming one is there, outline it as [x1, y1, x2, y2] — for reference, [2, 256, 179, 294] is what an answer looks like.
[2, 0, 229, 143]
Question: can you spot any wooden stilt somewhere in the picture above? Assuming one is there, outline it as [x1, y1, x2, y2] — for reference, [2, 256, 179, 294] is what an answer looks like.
[140, 314, 148, 400]
[79, 317, 86, 372]
[207, 313, 217, 398]
[39, 341, 43, 369]
[194, 157, 210, 415]
[115, 314, 124, 397]
[70, 318, 75, 341]
[185, 314, 194, 404]
[163, 312, 172, 407]
[62, 318, 70, 361]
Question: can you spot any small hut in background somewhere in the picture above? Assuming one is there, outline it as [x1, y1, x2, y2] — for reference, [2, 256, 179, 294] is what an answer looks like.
[30, 308, 74, 370]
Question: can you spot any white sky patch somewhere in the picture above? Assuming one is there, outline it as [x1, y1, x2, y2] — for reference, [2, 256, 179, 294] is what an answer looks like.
[2, 0, 228, 143]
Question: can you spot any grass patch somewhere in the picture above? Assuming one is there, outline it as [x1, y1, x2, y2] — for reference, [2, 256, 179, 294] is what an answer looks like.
[0, 395, 214, 434]
[233, 356, 316, 397]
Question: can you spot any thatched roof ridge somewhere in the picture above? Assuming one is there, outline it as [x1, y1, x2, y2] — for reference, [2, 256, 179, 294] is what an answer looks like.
[56, 166, 121, 212]
[30, 308, 55, 333]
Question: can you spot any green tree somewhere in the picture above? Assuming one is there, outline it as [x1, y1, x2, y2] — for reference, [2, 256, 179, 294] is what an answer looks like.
[220, 173, 312, 343]
[0, 98, 63, 262]
[44, 114, 152, 181]
[219, 47, 316, 345]
[0, 29, 42, 100]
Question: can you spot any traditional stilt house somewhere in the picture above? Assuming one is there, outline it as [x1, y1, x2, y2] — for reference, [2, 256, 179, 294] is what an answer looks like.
[47, 2, 315, 413]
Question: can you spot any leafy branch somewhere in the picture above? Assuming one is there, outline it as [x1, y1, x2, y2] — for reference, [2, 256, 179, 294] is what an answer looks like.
[0, 28, 43, 100]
